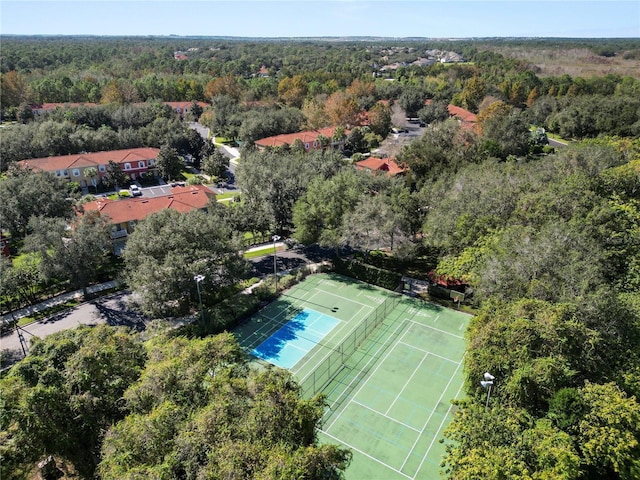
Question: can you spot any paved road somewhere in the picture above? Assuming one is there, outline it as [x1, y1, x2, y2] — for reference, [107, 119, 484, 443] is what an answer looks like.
[248, 244, 345, 277]
[1, 244, 335, 368]
[1, 292, 147, 366]
[548, 138, 568, 149]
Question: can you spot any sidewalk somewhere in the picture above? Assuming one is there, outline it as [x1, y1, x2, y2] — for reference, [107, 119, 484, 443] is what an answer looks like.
[2, 280, 120, 324]
[2, 242, 276, 325]
[217, 143, 240, 164]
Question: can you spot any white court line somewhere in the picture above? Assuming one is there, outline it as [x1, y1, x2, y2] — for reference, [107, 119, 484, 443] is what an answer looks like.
[413, 357, 466, 479]
[358, 292, 385, 304]
[326, 320, 411, 431]
[242, 291, 318, 350]
[386, 352, 430, 416]
[316, 288, 373, 308]
[397, 341, 460, 365]
[296, 304, 371, 381]
[406, 318, 464, 339]
[400, 354, 465, 472]
[319, 429, 412, 480]
[287, 343, 310, 354]
[351, 399, 421, 433]
[433, 314, 440, 323]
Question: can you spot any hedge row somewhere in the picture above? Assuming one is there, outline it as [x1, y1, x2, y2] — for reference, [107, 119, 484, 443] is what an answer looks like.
[333, 257, 402, 291]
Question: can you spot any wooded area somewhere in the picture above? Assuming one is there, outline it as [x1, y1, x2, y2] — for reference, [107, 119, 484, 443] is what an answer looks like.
[1, 36, 640, 479]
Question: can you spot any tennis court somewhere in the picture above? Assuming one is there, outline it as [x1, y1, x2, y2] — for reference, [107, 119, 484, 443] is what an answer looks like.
[234, 273, 470, 479]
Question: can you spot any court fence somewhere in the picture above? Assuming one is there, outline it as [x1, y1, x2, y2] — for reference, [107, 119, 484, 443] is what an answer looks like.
[299, 290, 402, 397]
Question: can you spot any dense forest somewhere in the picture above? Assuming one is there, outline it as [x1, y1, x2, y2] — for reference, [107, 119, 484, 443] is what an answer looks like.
[1, 36, 640, 479]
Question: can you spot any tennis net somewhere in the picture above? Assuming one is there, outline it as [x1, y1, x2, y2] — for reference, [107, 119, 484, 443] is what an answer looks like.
[299, 291, 402, 396]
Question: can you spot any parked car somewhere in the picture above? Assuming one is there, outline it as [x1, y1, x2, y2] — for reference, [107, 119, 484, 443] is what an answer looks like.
[129, 185, 142, 196]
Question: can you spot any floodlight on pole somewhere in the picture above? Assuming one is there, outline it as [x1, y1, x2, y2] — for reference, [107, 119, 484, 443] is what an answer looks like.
[194, 274, 205, 324]
[272, 235, 281, 293]
[480, 372, 495, 411]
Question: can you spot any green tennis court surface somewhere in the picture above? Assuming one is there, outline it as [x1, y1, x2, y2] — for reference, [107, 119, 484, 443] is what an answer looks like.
[234, 273, 471, 479]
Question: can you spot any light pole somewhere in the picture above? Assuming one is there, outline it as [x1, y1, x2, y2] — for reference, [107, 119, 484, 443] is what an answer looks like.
[480, 372, 495, 411]
[272, 235, 281, 293]
[194, 274, 205, 324]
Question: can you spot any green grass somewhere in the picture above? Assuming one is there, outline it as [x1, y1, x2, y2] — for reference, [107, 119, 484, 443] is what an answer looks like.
[16, 298, 82, 326]
[180, 171, 197, 180]
[216, 192, 239, 201]
[243, 245, 278, 259]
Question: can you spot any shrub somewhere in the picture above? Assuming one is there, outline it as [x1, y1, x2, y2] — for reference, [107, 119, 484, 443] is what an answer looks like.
[333, 257, 402, 290]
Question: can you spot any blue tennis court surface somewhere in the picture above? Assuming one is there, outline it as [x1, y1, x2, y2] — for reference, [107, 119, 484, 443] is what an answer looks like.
[251, 308, 340, 369]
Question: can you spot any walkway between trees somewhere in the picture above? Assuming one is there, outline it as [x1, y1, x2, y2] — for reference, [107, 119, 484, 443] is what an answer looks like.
[2, 280, 120, 325]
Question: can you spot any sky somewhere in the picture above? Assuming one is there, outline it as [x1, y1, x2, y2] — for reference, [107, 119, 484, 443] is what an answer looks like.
[1, 0, 639, 38]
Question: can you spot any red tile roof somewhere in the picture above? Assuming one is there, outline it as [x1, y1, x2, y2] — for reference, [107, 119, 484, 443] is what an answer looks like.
[18, 148, 160, 172]
[162, 101, 209, 110]
[447, 104, 477, 124]
[82, 185, 215, 225]
[356, 157, 407, 176]
[254, 127, 346, 149]
[424, 100, 477, 130]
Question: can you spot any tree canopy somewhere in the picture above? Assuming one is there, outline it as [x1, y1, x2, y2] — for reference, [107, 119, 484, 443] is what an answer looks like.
[123, 208, 248, 318]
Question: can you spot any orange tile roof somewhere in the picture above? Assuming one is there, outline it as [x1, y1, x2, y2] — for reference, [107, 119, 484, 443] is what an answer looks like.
[254, 127, 346, 149]
[18, 148, 160, 172]
[82, 185, 215, 225]
[447, 105, 477, 123]
[356, 157, 407, 176]
[162, 101, 209, 110]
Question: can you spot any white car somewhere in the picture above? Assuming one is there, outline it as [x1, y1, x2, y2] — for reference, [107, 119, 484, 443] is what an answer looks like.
[129, 185, 142, 196]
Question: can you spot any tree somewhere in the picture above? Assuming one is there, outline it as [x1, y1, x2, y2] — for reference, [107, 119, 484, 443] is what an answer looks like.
[189, 101, 203, 121]
[442, 402, 580, 479]
[302, 97, 329, 130]
[367, 101, 392, 137]
[324, 91, 360, 127]
[478, 103, 531, 159]
[204, 75, 243, 101]
[24, 212, 113, 297]
[464, 298, 602, 414]
[418, 99, 450, 125]
[477, 222, 605, 303]
[397, 118, 477, 185]
[237, 106, 304, 145]
[167, 127, 206, 169]
[101, 160, 128, 194]
[100, 79, 139, 105]
[236, 149, 343, 234]
[454, 76, 487, 113]
[98, 333, 351, 479]
[155, 145, 185, 181]
[345, 126, 368, 154]
[341, 194, 401, 254]
[277, 75, 308, 108]
[0, 167, 74, 239]
[201, 147, 229, 179]
[83, 166, 99, 193]
[0, 253, 43, 314]
[0, 71, 28, 110]
[398, 87, 426, 118]
[0, 325, 146, 478]
[292, 169, 365, 247]
[577, 382, 640, 479]
[207, 94, 241, 139]
[123, 208, 248, 318]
